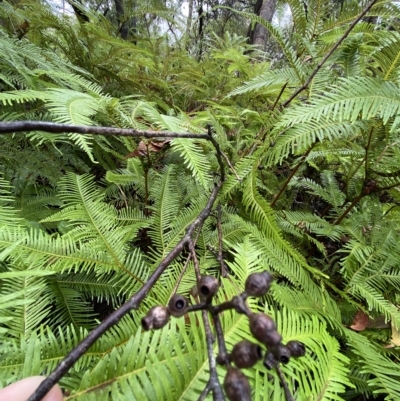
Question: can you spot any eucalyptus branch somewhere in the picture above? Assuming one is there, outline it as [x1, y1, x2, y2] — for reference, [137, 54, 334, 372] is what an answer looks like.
[189, 240, 225, 401]
[276, 365, 295, 401]
[282, 0, 379, 107]
[198, 381, 213, 401]
[271, 82, 288, 111]
[333, 178, 400, 225]
[147, 270, 305, 401]
[0, 121, 210, 139]
[28, 180, 224, 400]
[271, 144, 315, 208]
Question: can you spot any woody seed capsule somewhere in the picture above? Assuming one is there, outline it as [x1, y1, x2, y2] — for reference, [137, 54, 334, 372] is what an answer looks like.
[286, 340, 306, 358]
[224, 367, 251, 401]
[263, 329, 282, 348]
[141, 306, 170, 331]
[198, 275, 219, 301]
[230, 340, 262, 369]
[264, 350, 278, 370]
[245, 271, 273, 297]
[249, 313, 276, 343]
[168, 294, 189, 318]
[273, 343, 291, 364]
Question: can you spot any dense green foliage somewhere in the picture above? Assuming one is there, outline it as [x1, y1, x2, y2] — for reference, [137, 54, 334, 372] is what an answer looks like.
[1, 0, 400, 399]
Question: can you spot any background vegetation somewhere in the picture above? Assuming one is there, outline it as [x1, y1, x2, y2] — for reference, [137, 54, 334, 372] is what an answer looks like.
[0, 0, 400, 399]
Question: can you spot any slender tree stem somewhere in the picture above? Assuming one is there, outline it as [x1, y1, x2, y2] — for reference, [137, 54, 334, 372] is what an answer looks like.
[0, 121, 210, 138]
[276, 365, 295, 401]
[271, 144, 314, 207]
[271, 81, 288, 111]
[283, 0, 379, 107]
[334, 192, 364, 225]
[189, 240, 225, 401]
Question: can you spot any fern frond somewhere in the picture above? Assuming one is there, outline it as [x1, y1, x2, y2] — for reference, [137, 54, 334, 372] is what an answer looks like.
[275, 77, 400, 130]
[171, 139, 212, 189]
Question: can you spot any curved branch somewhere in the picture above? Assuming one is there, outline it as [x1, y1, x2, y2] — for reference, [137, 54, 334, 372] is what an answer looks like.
[282, 0, 379, 107]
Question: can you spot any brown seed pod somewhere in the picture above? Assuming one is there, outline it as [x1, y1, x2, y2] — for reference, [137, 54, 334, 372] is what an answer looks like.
[286, 340, 306, 358]
[245, 271, 273, 297]
[224, 367, 252, 401]
[230, 340, 262, 369]
[249, 313, 276, 344]
[168, 294, 189, 318]
[263, 330, 282, 348]
[198, 275, 219, 301]
[263, 350, 278, 370]
[141, 306, 170, 331]
[272, 343, 291, 364]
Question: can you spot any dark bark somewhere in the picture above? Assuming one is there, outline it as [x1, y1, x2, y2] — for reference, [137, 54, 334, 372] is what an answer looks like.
[248, 0, 276, 50]
[114, 0, 128, 39]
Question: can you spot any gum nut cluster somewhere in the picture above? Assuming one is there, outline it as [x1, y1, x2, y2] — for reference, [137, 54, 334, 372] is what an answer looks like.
[141, 275, 219, 331]
[140, 270, 306, 401]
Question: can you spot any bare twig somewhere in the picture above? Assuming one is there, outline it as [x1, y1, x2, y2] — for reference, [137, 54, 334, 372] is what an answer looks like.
[212, 312, 229, 366]
[219, 150, 241, 182]
[0, 121, 210, 139]
[276, 364, 295, 401]
[198, 381, 213, 401]
[28, 171, 224, 399]
[271, 82, 288, 111]
[271, 144, 315, 208]
[282, 0, 379, 108]
[189, 240, 225, 401]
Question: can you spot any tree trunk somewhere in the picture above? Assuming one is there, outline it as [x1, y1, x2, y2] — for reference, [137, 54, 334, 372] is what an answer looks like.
[186, 0, 194, 34]
[249, 0, 276, 51]
[114, 0, 129, 39]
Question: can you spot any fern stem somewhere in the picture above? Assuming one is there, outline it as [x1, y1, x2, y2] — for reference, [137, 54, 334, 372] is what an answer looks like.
[271, 81, 288, 111]
[271, 144, 315, 208]
[282, 0, 379, 108]
[333, 192, 364, 225]
[27, 181, 223, 401]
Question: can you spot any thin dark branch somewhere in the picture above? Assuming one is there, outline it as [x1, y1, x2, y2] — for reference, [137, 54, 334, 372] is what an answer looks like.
[0, 121, 210, 139]
[219, 150, 241, 182]
[212, 312, 229, 366]
[207, 124, 226, 182]
[189, 240, 225, 401]
[333, 192, 364, 225]
[197, 380, 213, 401]
[271, 81, 288, 111]
[28, 181, 223, 401]
[282, 0, 379, 107]
[271, 144, 315, 208]
[276, 364, 295, 401]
